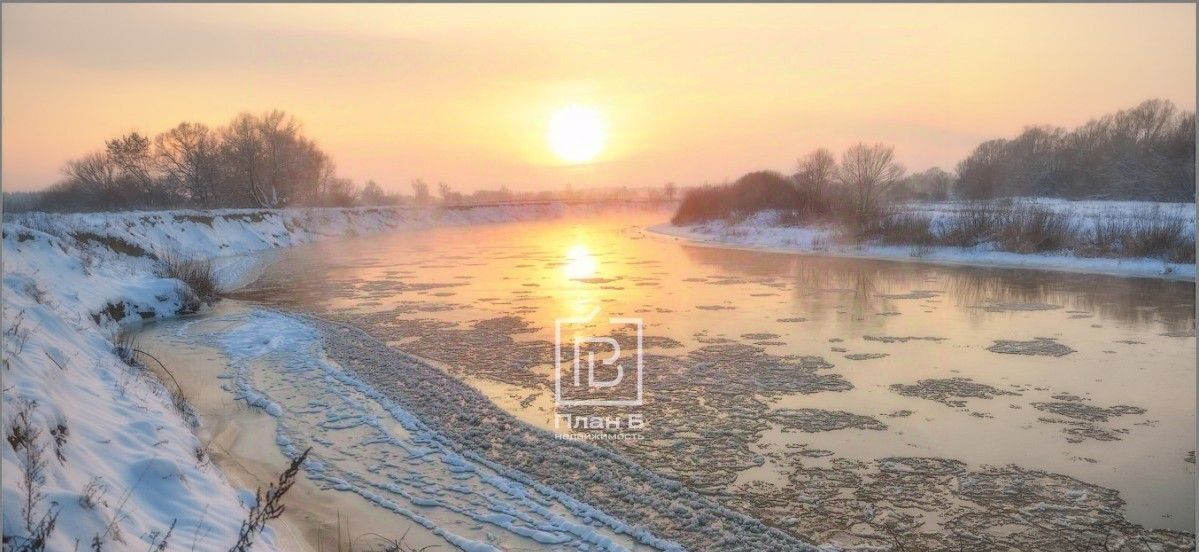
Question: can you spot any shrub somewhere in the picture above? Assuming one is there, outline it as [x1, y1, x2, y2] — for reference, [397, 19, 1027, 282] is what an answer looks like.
[993, 204, 1081, 253]
[937, 204, 996, 247]
[672, 172, 801, 225]
[1086, 211, 1193, 262]
[672, 185, 735, 225]
[157, 253, 218, 304]
[864, 211, 935, 246]
[726, 171, 802, 215]
[1119, 216, 1191, 259]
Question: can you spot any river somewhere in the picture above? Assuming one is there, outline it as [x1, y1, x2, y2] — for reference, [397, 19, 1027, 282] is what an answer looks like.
[139, 209, 1196, 551]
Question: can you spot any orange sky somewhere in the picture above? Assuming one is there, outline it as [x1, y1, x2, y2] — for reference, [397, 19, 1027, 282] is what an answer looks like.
[2, 3, 1194, 193]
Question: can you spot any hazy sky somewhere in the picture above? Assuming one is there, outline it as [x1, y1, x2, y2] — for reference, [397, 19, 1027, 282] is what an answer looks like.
[2, 3, 1194, 193]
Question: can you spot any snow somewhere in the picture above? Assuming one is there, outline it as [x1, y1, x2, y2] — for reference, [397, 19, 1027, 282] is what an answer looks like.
[169, 305, 678, 551]
[651, 200, 1196, 280]
[0, 205, 573, 550]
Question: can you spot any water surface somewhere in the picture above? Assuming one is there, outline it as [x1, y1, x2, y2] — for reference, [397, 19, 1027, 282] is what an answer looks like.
[221, 210, 1196, 548]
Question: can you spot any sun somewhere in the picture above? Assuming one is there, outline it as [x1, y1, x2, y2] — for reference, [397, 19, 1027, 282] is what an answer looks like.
[547, 104, 607, 164]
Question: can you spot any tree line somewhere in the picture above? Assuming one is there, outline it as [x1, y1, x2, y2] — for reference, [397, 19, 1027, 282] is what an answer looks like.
[5, 108, 682, 213]
[955, 99, 1194, 201]
[674, 142, 912, 228]
[794, 99, 1194, 204]
[676, 98, 1195, 229]
[8, 99, 1194, 213]
[25, 110, 365, 212]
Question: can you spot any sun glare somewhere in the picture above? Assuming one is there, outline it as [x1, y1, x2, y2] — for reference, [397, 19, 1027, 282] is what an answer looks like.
[547, 105, 607, 164]
[563, 244, 598, 280]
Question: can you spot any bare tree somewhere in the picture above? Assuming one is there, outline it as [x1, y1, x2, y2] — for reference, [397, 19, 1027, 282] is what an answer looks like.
[254, 110, 302, 207]
[105, 132, 159, 205]
[903, 167, 953, 200]
[60, 152, 120, 207]
[837, 143, 906, 225]
[155, 122, 219, 207]
[219, 113, 265, 207]
[794, 148, 837, 195]
[663, 182, 677, 200]
[411, 179, 431, 205]
[360, 180, 386, 205]
[956, 99, 1194, 200]
[324, 177, 358, 207]
[794, 148, 838, 215]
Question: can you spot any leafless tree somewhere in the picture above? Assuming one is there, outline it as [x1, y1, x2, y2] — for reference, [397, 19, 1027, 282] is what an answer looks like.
[60, 152, 119, 207]
[324, 177, 359, 207]
[360, 180, 386, 205]
[219, 113, 266, 207]
[105, 132, 159, 204]
[794, 148, 837, 196]
[254, 110, 301, 206]
[957, 99, 1194, 200]
[902, 167, 953, 200]
[155, 122, 219, 207]
[837, 142, 905, 225]
[411, 179, 431, 205]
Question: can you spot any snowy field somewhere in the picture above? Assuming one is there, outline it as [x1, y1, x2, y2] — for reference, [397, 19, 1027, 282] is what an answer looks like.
[0, 205, 576, 550]
[652, 199, 1196, 280]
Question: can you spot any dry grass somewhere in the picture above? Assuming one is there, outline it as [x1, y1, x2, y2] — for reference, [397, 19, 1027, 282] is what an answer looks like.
[1087, 213, 1194, 262]
[674, 180, 1193, 263]
[864, 212, 935, 246]
[112, 327, 137, 365]
[231, 448, 311, 552]
[156, 252, 218, 304]
[937, 205, 996, 247]
[992, 205, 1081, 253]
[1119, 217, 1192, 260]
[5, 398, 59, 551]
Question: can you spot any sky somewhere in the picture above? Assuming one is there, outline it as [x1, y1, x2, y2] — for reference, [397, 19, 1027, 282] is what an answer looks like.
[2, 3, 1194, 194]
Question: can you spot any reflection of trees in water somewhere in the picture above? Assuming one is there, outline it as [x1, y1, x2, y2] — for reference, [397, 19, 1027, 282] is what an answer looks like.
[677, 244, 1194, 330]
[943, 269, 1195, 330]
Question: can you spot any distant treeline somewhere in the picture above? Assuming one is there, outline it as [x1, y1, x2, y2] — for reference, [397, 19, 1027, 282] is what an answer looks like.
[675, 99, 1194, 227]
[3, 109, 680, 214]
[955, 99, 1194, 201]
[13, 111, 359, 212]
[6, 99, 1193, 214]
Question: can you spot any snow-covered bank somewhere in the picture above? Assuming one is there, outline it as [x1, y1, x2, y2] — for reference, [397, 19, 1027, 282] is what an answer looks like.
[0, 205, 572, 550]
[652, 200, 1196, 280]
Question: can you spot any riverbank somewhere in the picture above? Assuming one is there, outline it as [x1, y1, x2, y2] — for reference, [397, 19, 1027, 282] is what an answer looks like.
[651, 200, 1196, 281]
[135, 301, 452, 552]
[0, 204, 572, 550]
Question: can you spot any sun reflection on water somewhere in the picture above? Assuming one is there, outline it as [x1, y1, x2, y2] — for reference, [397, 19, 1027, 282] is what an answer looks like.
[560, 243, 604, 317]
[563, 244, 598, 280]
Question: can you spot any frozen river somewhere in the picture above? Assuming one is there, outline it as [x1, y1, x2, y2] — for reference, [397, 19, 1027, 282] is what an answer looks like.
[142, 209, 1195, 551]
